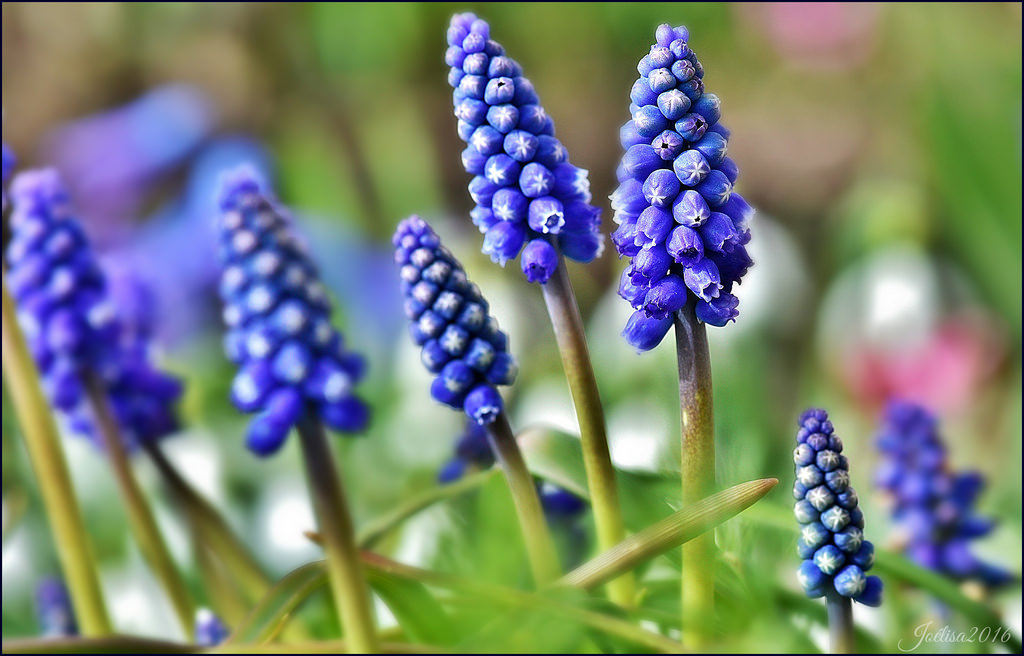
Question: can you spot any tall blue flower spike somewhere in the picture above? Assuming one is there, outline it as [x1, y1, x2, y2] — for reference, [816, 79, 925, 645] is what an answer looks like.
[195, 607, 229, 647]
[445, 13, 604, 282]
[394, 215, 517, 425]
[875, 401, 1011, 587]
[215, 166, 370, 456]
[795, 408, 883, 606]
[35, 578, 78, 638]
[612, 24, 753, 351]
[5, 169, 182, 450]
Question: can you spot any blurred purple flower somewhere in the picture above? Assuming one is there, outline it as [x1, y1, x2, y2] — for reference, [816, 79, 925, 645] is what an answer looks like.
[41, 84, 215, 245]
[35, 578, 77, 637]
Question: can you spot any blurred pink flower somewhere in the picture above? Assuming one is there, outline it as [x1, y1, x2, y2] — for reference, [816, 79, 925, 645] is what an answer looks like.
[839, 314, 1005, 413]
[738, 3, 881, 70]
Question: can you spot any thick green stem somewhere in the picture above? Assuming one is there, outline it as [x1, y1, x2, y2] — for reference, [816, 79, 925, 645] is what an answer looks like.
[83, 373, 195, 638]
[674, 305, 715, 648]
[0, 277, 113, 636]
[826, 590, 855, 654]
[295, 414, 377, 653]
[540, 256, 634, 606]
[484, 412, 561, 585]
[143, 440, 271, 601]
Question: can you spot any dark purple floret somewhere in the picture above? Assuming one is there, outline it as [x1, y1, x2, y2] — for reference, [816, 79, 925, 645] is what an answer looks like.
[875, 401, 1011, 588]
[446, 13, 604, 282]
[215, 166, 369, 456]
[794, 408, 883, 606]
[612, 24, 753, 351]
[394, 215, 516, 425]
[6, 168, 182, 450]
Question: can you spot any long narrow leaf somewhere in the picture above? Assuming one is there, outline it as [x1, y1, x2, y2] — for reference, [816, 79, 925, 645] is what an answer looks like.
[560, 478, 778, 589]
[225, 561, 327, 646]
[365, 568, 456, 645]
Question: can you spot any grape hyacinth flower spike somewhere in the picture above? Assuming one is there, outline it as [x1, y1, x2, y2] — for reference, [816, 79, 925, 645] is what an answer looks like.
[6, 169, 183, 452]
[216, 167, 377, 653]
[216, 168, 369, 455]
[5, 168, 194, 635]
[613, 23, 754, 638]
[395, 215, 559, 585]
[875, 401, 1011, 587]
[446, 13, 633, 604]
[445, 13, 603, 277]
[612, 23, 752, 350]
[795, 408, 882, 653]
[35, 578, 78, 638]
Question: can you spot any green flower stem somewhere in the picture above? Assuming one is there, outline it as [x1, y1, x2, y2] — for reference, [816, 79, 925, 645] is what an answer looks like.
[825, 589, 855, 654]
[540, 254, 634, 606]
[673, 304, 715, 648]
[143, 440, 271, 601]
[560, 478, 778, 590]
[82, 372, 195, 639]
[295, 413, 378, 654]
[0, 277, 113, 636]
[484, 411, 561, 585]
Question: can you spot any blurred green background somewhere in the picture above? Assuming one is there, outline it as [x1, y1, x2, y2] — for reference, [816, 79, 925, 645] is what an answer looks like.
[2, 2, 1021, 651]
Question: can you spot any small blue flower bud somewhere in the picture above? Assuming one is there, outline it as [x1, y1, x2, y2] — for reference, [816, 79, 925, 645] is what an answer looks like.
[621, 144, 663, 181]
[642, 169, 681, 208]
[195, 608, 229, 647]
[666, 225, 704, 265]
[652, 129, 685, 161]
[528, 197, 565, 234]
[36, 578, 78, 637]
[682, 258, 721, 302]
[642, 276, 689, 320]
[519, 162, 555, 198]
[672, 189, 711, 227]
[675, 113, 708, 142]
[622, 310, 673, 352]
[634, 207, 674, 249]
[486, 104, 520, 133]
[813, 545, 846, 576]
[672, 149, 710, 186]
[671, 59, 695, 82]
[648, 68, 677, 94]
[630, 78, 659, 107]
[833, 565, 867, 598]
[692, 92, 722, 125]
[657, 89, 691, 121]
[483, 220, 527, 265]
[699, 212, 738, 252]
[693, 131, 728, 167]
[521, 239, 558, 284]
[633, 104, 669, 138]
[631, 246, 673, 286]
[491, 187, 529, 222]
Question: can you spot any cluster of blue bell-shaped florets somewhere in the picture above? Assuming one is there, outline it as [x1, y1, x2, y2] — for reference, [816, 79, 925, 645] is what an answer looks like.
[216, 167, 369, 455]
[794, 408, 883, 606]
[394, 216, 517, 425]
[875, 401, 1011, 587]
[612, 24, 753, 352]
[6, 167, 182, 450]
[445, 13, 604, 283]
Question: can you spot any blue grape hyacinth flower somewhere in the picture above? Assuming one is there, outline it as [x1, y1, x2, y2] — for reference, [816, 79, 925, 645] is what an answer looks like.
[394, 215, 517, 425]
[794, 408, 883, 606]
[195, 607, 229, 647]
[216, 167, 370, 456]
[875, 401, 1011, 587]
[445, 13, 604, 282]
[612, 24, 753, 351]
[5, 168, 182, 450]
[35, 578, 78, 637]
[2, 142, 15, 209]
[438, 420, 496, 483]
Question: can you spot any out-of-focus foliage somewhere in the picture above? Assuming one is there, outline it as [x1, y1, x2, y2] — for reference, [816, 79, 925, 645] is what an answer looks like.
[2, 3, 1021, 652]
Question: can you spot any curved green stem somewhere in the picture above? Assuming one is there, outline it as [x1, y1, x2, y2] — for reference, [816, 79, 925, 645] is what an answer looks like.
[83, 373, 195, 638]
[143, 440, 271, 601]
[484, 412, 561, 586]
[0, 277, 113, 636]
[674, 305, 715, 648]
[540, 255, 634, 606]
[295, 414, 377, 653]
